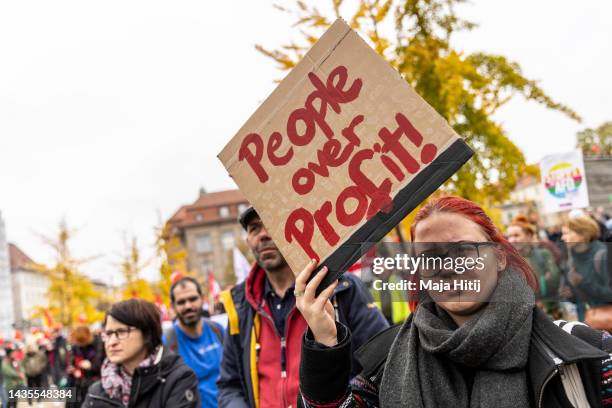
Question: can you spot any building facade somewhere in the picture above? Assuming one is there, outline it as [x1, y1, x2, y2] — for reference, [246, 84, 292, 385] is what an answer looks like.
[0, 212, 15, 339]
[167, 188, 249, 287]
[497, 175, 564, 229]
[584, 156, 612, 212]
[9, 243, 49, 330]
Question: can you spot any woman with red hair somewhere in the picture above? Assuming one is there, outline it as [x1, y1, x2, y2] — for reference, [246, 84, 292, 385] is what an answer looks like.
[294, 196, 610, 408]
[507, 215, 561, 317]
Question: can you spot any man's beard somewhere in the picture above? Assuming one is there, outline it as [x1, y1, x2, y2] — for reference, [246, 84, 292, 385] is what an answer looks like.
[177, 307, 202, 327]
[253, 240, 288, 271]
[256, 250, 287, 272]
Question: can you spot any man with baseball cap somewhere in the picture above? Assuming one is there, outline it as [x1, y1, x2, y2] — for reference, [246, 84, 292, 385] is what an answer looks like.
[217, 206, 388, 408]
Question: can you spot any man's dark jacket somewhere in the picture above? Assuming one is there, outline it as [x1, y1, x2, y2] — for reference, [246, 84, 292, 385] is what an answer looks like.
[217, 264, 389, 408]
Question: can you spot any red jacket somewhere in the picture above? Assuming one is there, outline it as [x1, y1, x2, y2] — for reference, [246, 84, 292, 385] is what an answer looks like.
[218, 263, 389, 408]
[245, 266, 307, 408]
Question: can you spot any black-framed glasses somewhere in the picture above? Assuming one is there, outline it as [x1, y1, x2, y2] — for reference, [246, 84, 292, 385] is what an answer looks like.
[101, 327, 135, 342]
[416, 241, 497, 277]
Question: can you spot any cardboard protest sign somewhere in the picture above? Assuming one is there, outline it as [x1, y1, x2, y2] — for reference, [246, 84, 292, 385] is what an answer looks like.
[540, 150, 590, 213]
[218, 18, 473, 291]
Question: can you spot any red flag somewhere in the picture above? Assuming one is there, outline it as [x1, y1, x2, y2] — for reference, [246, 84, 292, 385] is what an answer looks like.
[171, 271, 185, 284]
[42, 308, 54, 328]
[154, 294, 170, 321]
[208, 271, 221, 302]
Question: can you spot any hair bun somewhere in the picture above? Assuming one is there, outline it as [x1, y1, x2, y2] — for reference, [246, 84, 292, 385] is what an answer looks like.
[512, 215, 530, 225]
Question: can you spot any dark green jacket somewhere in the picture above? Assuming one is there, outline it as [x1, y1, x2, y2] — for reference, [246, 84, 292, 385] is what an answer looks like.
[83, 348, 199, 408]
[570, 240, 611, 304]
[528, 247, 560, 298]
[1, 358, 24, 390]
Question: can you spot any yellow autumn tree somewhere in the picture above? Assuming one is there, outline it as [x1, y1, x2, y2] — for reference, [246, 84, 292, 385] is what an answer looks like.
[154, 221, 191, 307]
[34, 220, 103, 327]
[577, 121, 612, 157]
[257, 0, 580, 204]
[119, 236, 154, 301]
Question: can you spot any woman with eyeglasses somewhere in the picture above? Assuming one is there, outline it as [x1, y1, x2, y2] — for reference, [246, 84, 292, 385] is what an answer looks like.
[83, 299, 199, 408]
[295, 196, 611, 408]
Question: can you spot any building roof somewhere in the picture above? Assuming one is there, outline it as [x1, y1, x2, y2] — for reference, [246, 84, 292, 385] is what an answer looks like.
[515, 174, 538, 188]
[167, 188, 249, 230]
[191, 189, 247, 209]
[8, 243, 37, 272]
[168, 205, 189, 226]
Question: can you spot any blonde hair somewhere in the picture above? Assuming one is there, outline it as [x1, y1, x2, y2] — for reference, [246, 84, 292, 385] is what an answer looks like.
[566, 215, 600, 242]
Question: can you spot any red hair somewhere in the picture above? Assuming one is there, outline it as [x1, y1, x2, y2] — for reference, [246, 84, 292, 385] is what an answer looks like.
[408, 196, 538, 310]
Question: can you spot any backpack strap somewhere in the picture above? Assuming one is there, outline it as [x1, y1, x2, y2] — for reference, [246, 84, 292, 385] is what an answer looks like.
[220, 289, 240, 335]
[355, 322, 404, 378]
[203, 318, 224, 344]
[164, 319, 224, 351]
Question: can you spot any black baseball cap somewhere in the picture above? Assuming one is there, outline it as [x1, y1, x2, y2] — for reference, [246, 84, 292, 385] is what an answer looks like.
[238, 206, 258, 230]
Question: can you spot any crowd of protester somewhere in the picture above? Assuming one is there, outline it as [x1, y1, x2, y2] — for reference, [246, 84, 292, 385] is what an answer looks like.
[0, 325, 104, 407]
[506, 207, 612, 331]
[0, 202, 610, 407]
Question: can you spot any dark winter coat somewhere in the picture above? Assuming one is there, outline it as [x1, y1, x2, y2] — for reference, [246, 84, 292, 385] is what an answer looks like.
[82, 348, 200, 408]
[299, 308, 611, 408]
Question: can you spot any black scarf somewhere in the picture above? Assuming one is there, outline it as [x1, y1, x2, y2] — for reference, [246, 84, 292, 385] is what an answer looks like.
[380, 269, 535, 408]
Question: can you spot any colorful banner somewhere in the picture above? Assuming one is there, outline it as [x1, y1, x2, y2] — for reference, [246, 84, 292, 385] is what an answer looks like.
[540, 150, 590, 213]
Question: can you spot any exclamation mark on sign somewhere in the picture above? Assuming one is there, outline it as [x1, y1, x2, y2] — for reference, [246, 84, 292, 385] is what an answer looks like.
[377, 113, 438, 181]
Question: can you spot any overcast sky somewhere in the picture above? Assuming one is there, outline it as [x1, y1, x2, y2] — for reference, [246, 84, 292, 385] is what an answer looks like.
[1, 0, 611, 284]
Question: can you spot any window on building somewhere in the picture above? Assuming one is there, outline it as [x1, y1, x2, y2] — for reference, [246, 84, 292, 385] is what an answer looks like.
[195, 234, 212, 253]
[195, 213, 203, 222]
[221, 231, 234, 250]
[219, 206, 230, 218]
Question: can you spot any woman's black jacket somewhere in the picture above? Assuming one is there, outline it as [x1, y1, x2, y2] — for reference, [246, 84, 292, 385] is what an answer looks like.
[299, 308, 610, 408]
[82, 347, 200, 408]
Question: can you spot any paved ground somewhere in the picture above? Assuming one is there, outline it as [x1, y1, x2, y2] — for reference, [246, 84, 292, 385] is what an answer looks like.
[15, 401, 65, 407]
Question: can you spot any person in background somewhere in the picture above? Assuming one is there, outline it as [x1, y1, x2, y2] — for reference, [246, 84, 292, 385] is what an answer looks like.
[546, 224, 563, 243]
[49, 325, 69, 387]
[67, 326, 103, 407]
[561, 214, 612, 321]
[587, 208, 612, 241]
[0, 348, 5, 408]
[165, 276, 225, 408]
[217, 207, 389, 408]
[22, 340, 48, 406]
[46, 325, 69, 387]
[84, 298, 200, 407]
[1, 347, 25, 408]
[537, 233, 564, 267]
[210, 301, 229, 330]
[507, 215, 561, 318]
